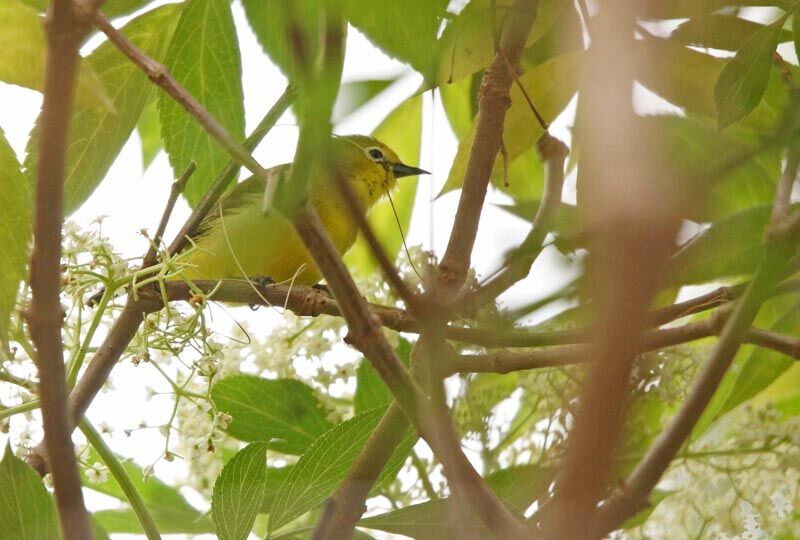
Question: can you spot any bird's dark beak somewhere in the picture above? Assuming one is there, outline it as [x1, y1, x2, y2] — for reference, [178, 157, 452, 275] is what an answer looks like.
[392, 162, 429, 178]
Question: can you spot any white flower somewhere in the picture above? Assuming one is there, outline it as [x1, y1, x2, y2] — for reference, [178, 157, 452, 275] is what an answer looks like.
[771, 489, 793, 519]
[86, 462, 108, 484]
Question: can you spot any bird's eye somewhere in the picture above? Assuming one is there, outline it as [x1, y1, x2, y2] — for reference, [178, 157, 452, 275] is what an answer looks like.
[368, 148, 384, 160]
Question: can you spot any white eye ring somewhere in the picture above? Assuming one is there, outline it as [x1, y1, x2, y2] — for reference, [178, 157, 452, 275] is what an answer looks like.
[367, 148, 384, 161]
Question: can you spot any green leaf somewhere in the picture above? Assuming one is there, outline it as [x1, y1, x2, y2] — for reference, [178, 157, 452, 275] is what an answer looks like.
[671, 14, 792, 51]
[137, 99, 162, 170]
[794, 10, 800, 65]
[435, 0, 571, 85]
[332, 78, 398, 123]
[16, 0, 160, 17]
[241, 0, 322, 81]
[714, 13, 789, 129]
[0, 445, 60, 540]
[268, 407, 416, 533]
[260, 465, 295, 514]
[354, 338, 412, 414]
[344, 95, 422, 274]
[211, 375, 332, 455]
[440, 51, 582, 197]
[212, 442, 267, 540]
[670, 204, 774, 285]
[360, 464, 554, 538]
[0, 128, 30, 342]
[347, 0, 448, 80]
[634, 38, 788, 134]
[0, 0, 112, 109]
[640, 0, 795, 20]
[158, 0, 244, 205]
[82, 448, 213, 534]
[439, 74, 478, 140]
[718, 300, 800, 415]
[24, 4, 180, 215]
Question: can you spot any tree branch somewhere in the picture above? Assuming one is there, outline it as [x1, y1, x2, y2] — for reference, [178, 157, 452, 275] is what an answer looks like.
[436, 0, 541, 297]
[292, 207, 530, 539]
[23, 0, 100, 537]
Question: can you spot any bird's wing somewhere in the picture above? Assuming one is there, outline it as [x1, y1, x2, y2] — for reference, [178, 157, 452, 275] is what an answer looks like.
[192, 164, 289, 239]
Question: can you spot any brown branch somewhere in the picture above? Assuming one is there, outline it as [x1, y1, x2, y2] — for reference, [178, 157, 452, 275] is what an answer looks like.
[435, 0, 541, 297]
[330, 171, 427, 316]
[91, 11, 278, 201]
[292, 207, 530, 539]
[23, 0, 99, 538]
[538, 3, 684, 535]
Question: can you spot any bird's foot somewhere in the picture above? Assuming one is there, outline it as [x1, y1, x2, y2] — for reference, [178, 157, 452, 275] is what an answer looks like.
[251, 275, 275, 288]
[311, 283, 333, 297]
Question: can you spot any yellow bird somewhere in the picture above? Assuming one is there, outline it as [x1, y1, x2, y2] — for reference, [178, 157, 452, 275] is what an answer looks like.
[178, 135, 427, 285]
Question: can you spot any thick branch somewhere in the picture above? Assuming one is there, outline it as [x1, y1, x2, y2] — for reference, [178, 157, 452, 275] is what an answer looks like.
[436, 0, 541, 296]
[24, 0, 99, 538]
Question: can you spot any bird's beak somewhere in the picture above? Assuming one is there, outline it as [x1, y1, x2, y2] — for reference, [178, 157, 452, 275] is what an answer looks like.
[392, 162, 429, 178]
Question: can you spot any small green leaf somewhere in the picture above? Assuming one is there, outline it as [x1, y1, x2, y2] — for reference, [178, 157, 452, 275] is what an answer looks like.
[268, 408, 415, 533]
[0, 0, 112, 109]
[354, 338, 412, 414]
[211, 375, 332, 455]
[345, 95, 422, 274]
[347, 0, 448, 80]
[0, 128, 30, 342]
[440, 51, 582, 197]
[332, 78, 398, 123]
[159, 0, 245, 205]
[359, 464, 554, 537]
[671, 14, 792, 51]
[718, 300, 800, 415]
[212, 442, 268, 540]
[0, 445, 60, 540]
[714, 13, 789, 129]
[137, 99, 162, 170]
[25, 4, 180, 215]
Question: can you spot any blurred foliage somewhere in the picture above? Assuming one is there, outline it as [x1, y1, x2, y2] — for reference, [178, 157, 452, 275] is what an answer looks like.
[3, 1, 800, 539]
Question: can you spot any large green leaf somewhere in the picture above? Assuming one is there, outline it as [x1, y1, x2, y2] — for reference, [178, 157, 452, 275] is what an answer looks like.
[670, 204, 773, 285]
[634, 38, 788, 134]
[635, 115, 779, 222]
[347, 0, 448, 80]
[671, 13, 792, 51]
[136, 99, 162, 170]
[82, 448, 213, 534]
[24, 4, 180, 215]
[212, 442, 268, 540]
[0, 128, 30, 342]
[0, 0, 112, 109]
[440, 51, 582, 197]
[211, 375, 332, 455]
[434, 0, 571, 85]
[16, 0, 163, 18]
[158, 0, 244, 205]
[714, 13, 789, 129]
[268, 407, 416, 533]
[640, 0, 795, 19]
[0, 445, 60, 540]
[344, 95, 422, 274]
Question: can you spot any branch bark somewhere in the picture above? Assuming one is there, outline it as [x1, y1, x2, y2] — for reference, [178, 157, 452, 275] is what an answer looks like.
[24, 0, 101, 538]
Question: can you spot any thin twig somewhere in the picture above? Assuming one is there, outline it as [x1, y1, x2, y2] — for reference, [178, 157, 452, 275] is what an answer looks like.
[465, 133, 568, 309]
[24, 0, 98, 537]
[142, 161, 196, 268]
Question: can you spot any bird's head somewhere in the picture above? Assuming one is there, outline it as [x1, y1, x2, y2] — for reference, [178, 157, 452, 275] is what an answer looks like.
[335, 134, 429, 189]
